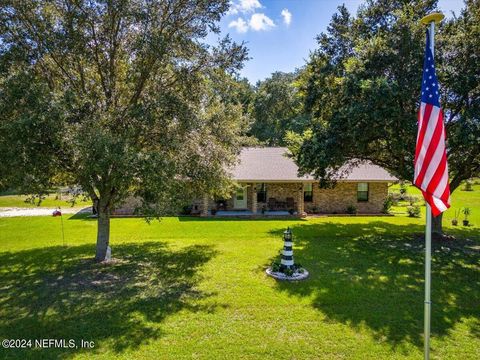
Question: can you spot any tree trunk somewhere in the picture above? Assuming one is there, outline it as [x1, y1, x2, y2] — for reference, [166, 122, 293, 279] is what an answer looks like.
[95, 205, 110, 262]
[431, 211, 443, 235]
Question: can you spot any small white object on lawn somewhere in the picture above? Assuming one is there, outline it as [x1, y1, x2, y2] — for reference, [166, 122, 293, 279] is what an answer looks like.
[106, 246, 112, 261]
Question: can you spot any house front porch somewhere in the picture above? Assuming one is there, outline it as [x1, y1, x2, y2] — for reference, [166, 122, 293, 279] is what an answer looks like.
[197, 182, 306, 217]
[193, 180, 390, 217]
[215, 210, 293, 217]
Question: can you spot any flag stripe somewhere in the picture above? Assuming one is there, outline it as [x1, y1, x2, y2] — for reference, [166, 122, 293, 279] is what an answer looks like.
[415, 106, 443, 186]
[421, 123, 445, 190]
[414, 103, 432, 168]
[414, 30, 450, 217]
[414, 105, 439, 180]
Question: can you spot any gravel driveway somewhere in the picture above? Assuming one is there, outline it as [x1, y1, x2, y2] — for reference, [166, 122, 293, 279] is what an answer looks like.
[0, 207, 92, 218]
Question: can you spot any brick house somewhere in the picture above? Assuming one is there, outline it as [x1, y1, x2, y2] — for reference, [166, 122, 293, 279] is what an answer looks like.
[194, 147, 397, 216]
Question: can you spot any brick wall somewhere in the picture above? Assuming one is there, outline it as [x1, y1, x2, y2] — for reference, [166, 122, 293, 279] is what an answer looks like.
[305, 182, 388, 214]
[112, 196, 142, 215]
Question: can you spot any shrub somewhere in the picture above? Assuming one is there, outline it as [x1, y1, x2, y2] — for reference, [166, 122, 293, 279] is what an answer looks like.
[288, 208, 295, 215]
[382, 195, 394, 214]
[404, 194, 421, 206]
[210, 209, 217, 215]
[463, 180, 473, 191]
[399, 182, 407, 199]
[270, 261, 281, 272]
[180, 205, 192, 215]
[346, 205, 357, 215]
[284, 268, 294, 277]
[389, 192, 401, 204]
[407, 205, 421, 218]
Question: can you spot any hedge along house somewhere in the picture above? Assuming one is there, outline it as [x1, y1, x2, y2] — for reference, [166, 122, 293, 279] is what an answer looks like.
[194, 147, 397, 216]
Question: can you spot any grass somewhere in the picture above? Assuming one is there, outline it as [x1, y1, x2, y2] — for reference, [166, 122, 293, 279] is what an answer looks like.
[0, 193, 91, 208]
[0, 190, 478, 359]
[389, 181, 480, 226]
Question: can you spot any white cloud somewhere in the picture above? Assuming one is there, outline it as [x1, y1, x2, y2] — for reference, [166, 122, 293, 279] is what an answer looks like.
[228, 17, 249, 33]
[227, 0, 262, 15]
[249, 13, 275, 31]
[281, 8, 292, 26]
[227, 8, 275, 34]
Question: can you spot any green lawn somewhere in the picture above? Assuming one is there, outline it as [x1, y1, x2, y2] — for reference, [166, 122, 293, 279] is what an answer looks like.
[389, 181, 480, 226]
[0, 193, 478, 359]
[0, 193, 91, 208]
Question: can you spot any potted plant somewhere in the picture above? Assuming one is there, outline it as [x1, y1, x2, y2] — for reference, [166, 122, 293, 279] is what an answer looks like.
[451, 209, 460, 226]
[462, 207, 471, 226]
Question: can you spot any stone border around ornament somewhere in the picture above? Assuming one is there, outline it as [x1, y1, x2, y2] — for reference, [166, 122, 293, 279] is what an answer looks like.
[266, 267, 309, 281]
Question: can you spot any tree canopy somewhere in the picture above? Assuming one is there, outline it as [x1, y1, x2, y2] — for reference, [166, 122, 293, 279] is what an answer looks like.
[288, 0, 479, 231]
[0, 0, 249, 260]
[248, 71, 307, 146]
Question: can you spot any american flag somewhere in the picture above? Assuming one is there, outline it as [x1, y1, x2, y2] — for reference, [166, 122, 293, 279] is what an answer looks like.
[414, 30, 450, 216]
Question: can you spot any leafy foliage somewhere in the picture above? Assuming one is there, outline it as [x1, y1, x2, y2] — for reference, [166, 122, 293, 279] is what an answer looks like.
[346, 204, 358, 215]
[382, 194, 394, 214]
[0, 0, 249, 259]
[291, 0, 479, 192]
[407, 204, 421, 218]
[249, 71, 307, 145]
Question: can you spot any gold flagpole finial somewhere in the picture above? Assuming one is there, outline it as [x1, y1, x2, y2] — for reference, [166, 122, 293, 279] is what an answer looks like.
[420, 12, 445, 25]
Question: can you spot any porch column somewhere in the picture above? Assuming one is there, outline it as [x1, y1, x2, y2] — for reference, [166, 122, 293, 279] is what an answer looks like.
[201, 194, 209, 217]
[250, 183, 257, 214]
[297, 183, 305, 216]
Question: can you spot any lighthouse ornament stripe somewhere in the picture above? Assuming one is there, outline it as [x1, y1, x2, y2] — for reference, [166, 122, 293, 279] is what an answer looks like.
[281, 228, 294, 268]
[414, 29, 450, 216]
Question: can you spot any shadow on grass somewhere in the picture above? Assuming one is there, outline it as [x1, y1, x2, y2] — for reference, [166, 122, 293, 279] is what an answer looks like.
[0, 242, 219, 359]
[67, 210, 96, 221]
[268, 221, 480, 349]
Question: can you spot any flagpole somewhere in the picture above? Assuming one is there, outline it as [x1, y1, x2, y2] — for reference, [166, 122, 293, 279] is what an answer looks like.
[420, 12, 444, 360]
[424, 203, 432, 360]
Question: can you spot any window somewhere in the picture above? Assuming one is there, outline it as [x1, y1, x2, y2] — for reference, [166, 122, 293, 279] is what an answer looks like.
[304, 183, 313, 202]
[357, 183, 369, 202]
[257, 183, 267, 202]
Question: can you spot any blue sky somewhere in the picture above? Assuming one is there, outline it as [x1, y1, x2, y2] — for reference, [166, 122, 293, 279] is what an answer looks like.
[213, 0, 465, 84]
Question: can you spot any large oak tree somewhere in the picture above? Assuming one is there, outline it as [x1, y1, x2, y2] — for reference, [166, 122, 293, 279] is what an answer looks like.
[249, 71, 307, 146]
[291, 0, 479, 233]
[0, 0, 249, 260]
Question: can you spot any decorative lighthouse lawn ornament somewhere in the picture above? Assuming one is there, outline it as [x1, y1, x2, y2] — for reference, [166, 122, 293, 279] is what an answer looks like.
[266, 227, 309, 281]
[281, 228, 294, 270]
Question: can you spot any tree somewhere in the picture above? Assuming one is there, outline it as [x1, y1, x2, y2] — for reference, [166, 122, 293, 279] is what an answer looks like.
[249, 71, 307, 145]
[291, 0, 479, 233]
[0, 0, 249, 261]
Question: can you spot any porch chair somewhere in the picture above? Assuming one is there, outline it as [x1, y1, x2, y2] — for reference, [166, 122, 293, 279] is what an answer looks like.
[267, 198, 277, 211]
[286, 197, 295, 210]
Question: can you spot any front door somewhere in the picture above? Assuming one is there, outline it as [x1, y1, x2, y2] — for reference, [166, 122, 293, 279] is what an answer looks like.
[234, 186, 247, 209]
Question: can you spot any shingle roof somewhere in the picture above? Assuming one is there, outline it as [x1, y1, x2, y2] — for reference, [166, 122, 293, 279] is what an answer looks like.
[230, 147, 397, 182]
